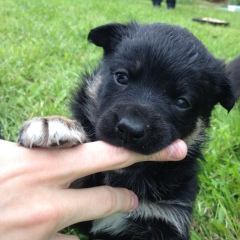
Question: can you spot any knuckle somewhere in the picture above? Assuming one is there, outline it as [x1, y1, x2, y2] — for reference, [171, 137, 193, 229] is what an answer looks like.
[25, 202, 60, 229]
[100, 186, 119, 215]
[99, 186, 131, 216]
[109, 146, 133, 168]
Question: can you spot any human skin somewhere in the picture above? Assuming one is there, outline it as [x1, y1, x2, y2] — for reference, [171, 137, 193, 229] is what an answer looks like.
[0, 139, 187, 240]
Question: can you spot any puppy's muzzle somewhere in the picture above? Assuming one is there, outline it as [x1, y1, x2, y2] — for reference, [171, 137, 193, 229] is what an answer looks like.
[96, 103, 168, 154]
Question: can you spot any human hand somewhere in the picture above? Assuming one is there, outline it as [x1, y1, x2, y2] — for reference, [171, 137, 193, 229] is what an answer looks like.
[0, 139, 187, 240]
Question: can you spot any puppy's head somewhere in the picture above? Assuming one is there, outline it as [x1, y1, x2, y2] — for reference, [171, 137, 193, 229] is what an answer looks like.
[88, 22, 235, 155]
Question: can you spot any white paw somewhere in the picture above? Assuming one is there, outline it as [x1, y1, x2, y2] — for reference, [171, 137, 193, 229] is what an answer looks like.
[18, 116, 88, 148]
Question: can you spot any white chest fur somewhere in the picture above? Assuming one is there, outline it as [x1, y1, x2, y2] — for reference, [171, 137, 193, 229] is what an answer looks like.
[91, 200, 191, 237]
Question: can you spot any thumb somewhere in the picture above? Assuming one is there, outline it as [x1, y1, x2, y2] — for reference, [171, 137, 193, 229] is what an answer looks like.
[146, 139, 188, 161]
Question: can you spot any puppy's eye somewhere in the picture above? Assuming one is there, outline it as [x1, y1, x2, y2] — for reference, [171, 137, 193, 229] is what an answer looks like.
[175, 98, 191, 109]
[114, 72, 129, 85]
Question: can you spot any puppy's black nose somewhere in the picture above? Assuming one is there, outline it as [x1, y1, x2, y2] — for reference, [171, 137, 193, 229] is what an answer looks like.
[117, 118, 145, 143]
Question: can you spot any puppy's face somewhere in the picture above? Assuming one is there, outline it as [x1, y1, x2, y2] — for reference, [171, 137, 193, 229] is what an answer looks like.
[88, 23, 234, 155]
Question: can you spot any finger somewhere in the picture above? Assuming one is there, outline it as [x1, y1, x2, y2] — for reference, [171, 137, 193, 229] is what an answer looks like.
[55, 186, 138, 230]
[142, 139, 188, 162]
[55, 139, 188, 182]
[1, 140, 131, 186]
[3, 139, 187, 184]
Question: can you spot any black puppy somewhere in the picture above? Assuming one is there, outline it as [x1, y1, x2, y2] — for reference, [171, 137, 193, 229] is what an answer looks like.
[18, 22, 235, 240]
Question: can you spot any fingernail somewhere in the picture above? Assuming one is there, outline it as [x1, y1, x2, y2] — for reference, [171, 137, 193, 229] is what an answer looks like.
[169, 140, 187, 160]
[130, 192, 139, 211]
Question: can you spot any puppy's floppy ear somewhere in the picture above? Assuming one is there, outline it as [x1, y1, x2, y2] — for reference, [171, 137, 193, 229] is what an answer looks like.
[88, 23, 129, 55]
[206, 60, 235, 112]
[217, 75, 235, 112]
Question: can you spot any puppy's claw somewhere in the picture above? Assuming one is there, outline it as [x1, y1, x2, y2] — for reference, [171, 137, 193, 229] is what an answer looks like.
[18, 116, 88, 148]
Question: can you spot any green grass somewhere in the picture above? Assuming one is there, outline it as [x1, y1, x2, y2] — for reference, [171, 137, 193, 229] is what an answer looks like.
[0, 0, 239, 239]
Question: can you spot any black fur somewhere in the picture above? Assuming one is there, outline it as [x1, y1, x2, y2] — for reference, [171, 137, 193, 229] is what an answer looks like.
[226, 55, 240, 100]
[70, 22, 235, 240]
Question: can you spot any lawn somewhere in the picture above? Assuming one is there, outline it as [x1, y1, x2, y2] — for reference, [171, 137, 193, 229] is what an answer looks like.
[0, 0, 239, 239]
